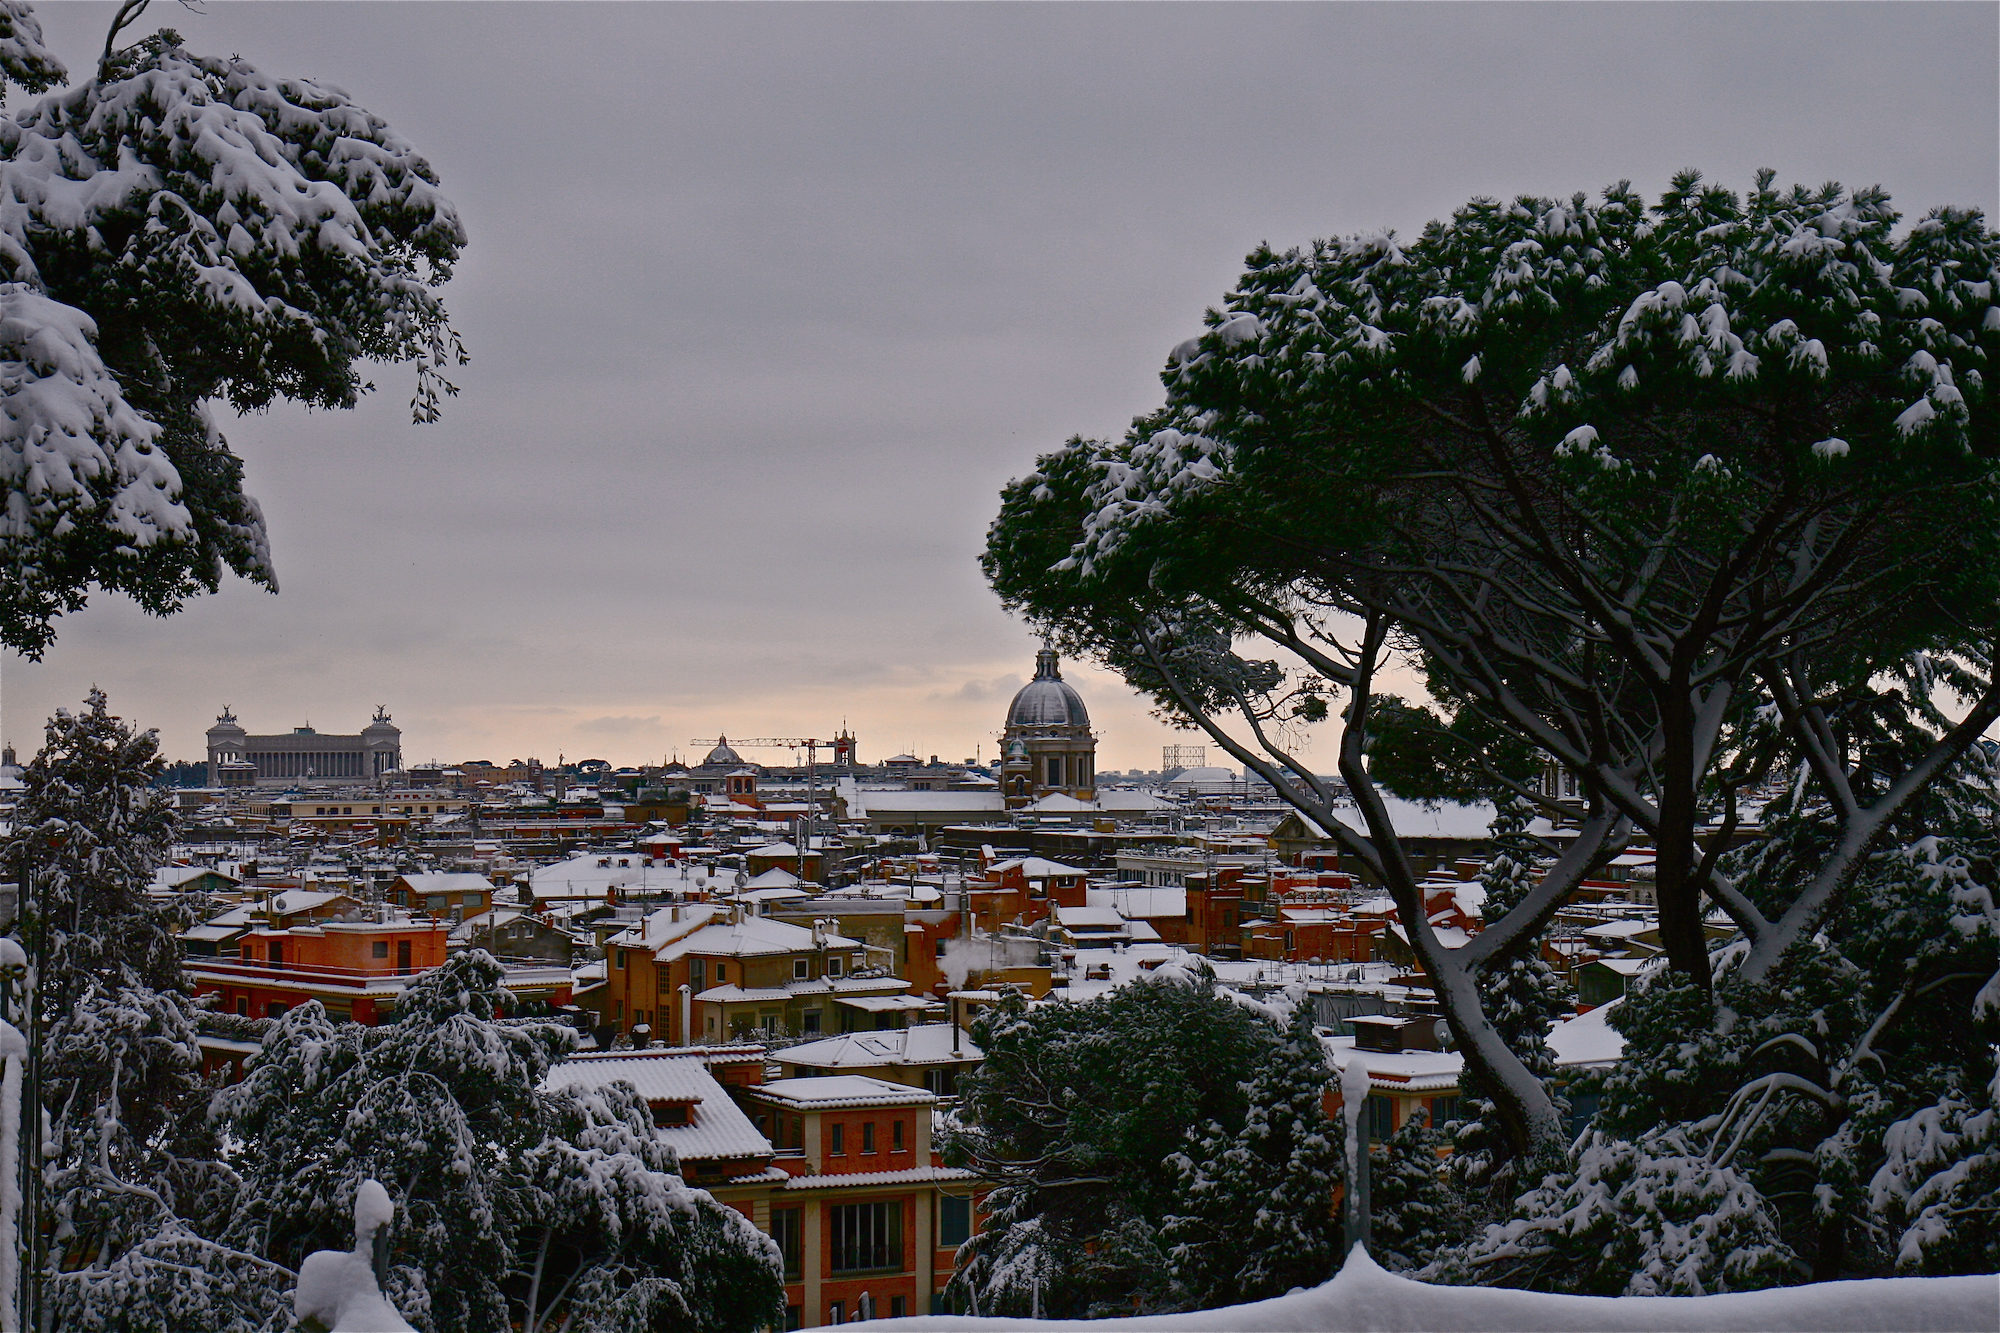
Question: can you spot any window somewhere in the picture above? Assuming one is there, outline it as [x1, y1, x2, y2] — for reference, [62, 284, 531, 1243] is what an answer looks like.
[828, 1201, 902, 1274]
[715, 962, 727, 984]
[266, 1002, 287, 1020]
[235, 997, 248, 1017]
[862, 1122, 876, 1154]
[784, 1307, 802, 1332]
[938, 1194, 972, 1248]
[828, 1303, 844, 1326]
[803, 1009, 822, 1034]
[614, 950, 625, 969]
[771, 1207, 803, 1280]
[828, 956, 842, 977]
[1429, 1095, 1462, 1128]
[892, 1118, 905, 1152]
[891, 1296, 907, 1318]
[689, 959, 704, 991]
[1364, 1093, 1396, 1141]
[794, 958, 809, 980]
[373, 940, 389, 959]
[830, 1124, 845, 1155]
[935, 936, 947, 958]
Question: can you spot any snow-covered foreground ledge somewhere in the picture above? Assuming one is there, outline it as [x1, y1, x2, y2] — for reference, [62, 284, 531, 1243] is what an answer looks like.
[850, 1250, 2000, 1332]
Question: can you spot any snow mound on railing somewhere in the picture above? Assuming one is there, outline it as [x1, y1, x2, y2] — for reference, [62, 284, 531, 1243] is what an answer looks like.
[849, 1247, 1999, 1331]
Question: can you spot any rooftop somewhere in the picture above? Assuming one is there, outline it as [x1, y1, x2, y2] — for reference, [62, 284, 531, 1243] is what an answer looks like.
[749, 1075, 939, 1110]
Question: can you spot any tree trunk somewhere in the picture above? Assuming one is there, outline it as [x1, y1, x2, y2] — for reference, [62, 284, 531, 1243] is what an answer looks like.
[1652, 691, 1713, 993]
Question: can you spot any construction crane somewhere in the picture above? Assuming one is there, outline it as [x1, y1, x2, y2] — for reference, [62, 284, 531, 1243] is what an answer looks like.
[689, 737, 840, 881]
[690, 737, 838, 769]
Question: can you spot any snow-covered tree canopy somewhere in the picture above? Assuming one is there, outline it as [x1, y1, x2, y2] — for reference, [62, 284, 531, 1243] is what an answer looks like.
[943, 969, 1339, 1319]
[0, 2, 464, 655]
[986, 172, 2000, 1160]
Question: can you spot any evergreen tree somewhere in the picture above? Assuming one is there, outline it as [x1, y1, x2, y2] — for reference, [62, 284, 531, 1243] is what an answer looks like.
[4, 690, 286, 1330]
[1159, 1004, 1342, 1306]
[1370, 1107, 1465, 1272]
[213, 951, 782, 1333]
[1453, 798, 1573, 1197]
[1432, 1123, 1797, 1296]
[943, 964, 1336, 1318]
[1439, 674, 2000, 1293]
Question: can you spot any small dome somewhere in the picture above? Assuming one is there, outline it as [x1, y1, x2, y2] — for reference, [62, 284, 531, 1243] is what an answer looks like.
[704, 736, 743, 766]
[1007, 650, 1090, 730]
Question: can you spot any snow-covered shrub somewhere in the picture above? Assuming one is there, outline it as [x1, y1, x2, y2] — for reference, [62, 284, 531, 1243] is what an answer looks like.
[1435, 1125, 1795, 1296]
[1160, 1004, 1343, 1306]
[1370, 1107, 1469, 1273]
[944, 968, 1340, 1318]
[213, 951, 782, 1333]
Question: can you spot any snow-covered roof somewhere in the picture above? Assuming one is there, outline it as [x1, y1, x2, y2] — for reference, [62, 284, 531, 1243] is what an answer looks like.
[656, 915, 863, 964]
[737, 886, 812, 904]
[743, 867, 802, 888]
[153, 864, 237, 890]
[746, 842, 803, 859]
[1055, 905, 1125, 930]
[778, 1165, 979, 1191]
[1549, 999, 1626, 1069]
[985, 856, 1087, 878]
[1322, 1036, 1465, 1094]
[532, 853, 708, 900]
[833, 994, 938, 1013]
[606, 904, 728, 952]
[1279, 907, 1344, 923]
[836, 780, 1007, 818]
[779, 1024, 982, 1070]
[1583, 918, 1658, 940]
[750, 1075, 938, 1110]
[1093, 789, 1171, 812]
[183, 922, 251, 942]
[544, 1053, 771, 1163]
[1388, 923, 1472, 950]
[395, 872, 493, 892]
[695, 977, 911, 1004]
[1293, 796, 1500, 842]
[1086, 885, 1187, 919]
[1584, 956, 1654, 976]
[265, 889, 349, 916]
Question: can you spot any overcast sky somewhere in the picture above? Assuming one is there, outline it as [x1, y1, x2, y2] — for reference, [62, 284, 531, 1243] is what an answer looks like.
[1, 2, 1995, 773]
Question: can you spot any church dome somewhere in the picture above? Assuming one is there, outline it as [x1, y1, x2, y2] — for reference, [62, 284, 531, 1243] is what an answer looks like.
[1007, 650, 1090, 730]
[704, 736, 744, 766]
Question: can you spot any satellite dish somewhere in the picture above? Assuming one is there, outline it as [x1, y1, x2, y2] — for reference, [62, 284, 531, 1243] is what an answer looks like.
[1433, 1019, 1454, 1050]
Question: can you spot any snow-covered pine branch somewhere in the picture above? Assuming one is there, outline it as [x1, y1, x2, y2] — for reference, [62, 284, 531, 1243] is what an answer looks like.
[0, 7, 465, 655]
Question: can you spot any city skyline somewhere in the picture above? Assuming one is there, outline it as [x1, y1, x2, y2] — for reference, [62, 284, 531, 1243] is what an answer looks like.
[1, 2, 1993, 773]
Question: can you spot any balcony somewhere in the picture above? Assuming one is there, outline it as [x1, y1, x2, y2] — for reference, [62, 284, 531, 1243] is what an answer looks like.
[186, 957, 572, 995]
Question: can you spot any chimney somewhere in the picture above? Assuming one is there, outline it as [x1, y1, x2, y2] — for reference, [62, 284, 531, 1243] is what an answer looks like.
[679, 983, 692, 1046]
